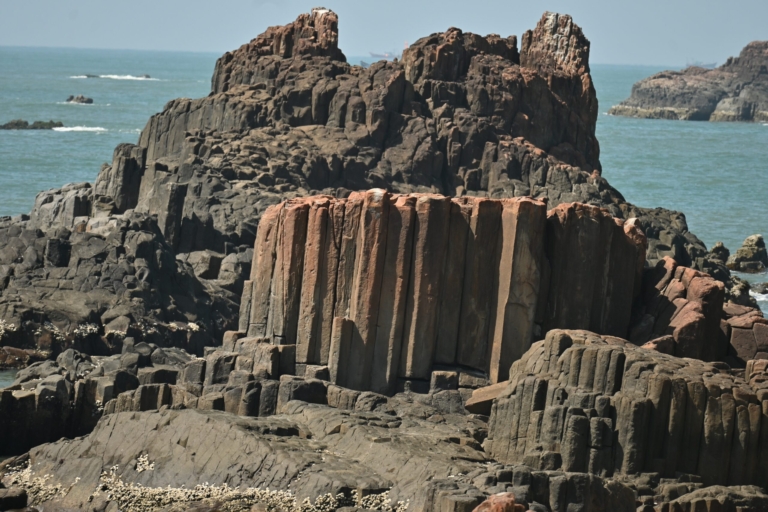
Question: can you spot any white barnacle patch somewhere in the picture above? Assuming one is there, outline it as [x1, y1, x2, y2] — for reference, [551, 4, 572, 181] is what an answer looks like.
[6, 459, 410, 511]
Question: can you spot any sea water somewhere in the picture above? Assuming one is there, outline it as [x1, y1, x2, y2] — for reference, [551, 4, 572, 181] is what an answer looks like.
[0, 368, 17, 388]
[0, 49, 766, 308]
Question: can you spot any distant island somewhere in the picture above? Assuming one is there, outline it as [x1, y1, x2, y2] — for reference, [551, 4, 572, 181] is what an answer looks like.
[610, 41, 768, 122]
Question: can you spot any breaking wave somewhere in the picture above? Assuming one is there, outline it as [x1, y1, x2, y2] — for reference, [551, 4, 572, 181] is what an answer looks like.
[52, 126, 108, 132]
[70, 74, 160, 81]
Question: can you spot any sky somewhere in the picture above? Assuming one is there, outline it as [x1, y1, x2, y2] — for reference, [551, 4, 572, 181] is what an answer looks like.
[1, 0, 766, 66]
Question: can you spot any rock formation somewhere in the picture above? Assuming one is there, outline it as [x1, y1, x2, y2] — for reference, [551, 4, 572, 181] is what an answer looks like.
[6, 329, 768, 510]
[487, 329, 768, 489]
[727, 234, 768, 273]
[66, 95, 93, 104]
[2, 8, 768, 511]
[0, 8, 729, 361]
[609, 41, 768, 122]
[237, 192, 645, 392]
[0, 120, 63, 130]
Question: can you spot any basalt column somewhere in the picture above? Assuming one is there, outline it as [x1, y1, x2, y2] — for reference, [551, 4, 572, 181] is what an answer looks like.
[488, 197, 547, 383]
[266, 199, 310, 345]
[543, 203, 646, 338]
[296, 197, 343, 366]
[345, 190, 390, 391]
[370, 195, 417, 395]
[242, 193, 646, 394]
[399, 195, 451, 382]
[455, 198, 503, 372]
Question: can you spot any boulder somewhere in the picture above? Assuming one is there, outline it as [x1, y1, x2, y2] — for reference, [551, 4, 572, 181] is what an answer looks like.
[727, 234, 768, 272]
[65, 95, 93, 104]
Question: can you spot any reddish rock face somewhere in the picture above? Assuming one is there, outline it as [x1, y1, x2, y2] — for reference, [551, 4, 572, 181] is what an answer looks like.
[473, 492, 526, 512]
[241, 192, 646, 392]
[631, 256, 728, 361]
[543, 203, 647, 338]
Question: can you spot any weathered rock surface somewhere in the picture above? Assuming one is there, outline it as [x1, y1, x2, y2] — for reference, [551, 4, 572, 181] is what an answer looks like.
[487, 329, 768, 489]
[0, 8, 726, 361]
[0, 208, 238, 358]
[8, 327, 768, 510]
[609, 41, 768, 122]
[1, 387, 638, 512]
[239, 192, 645, 392]
[0, 344, 191, 455]
[727, 234, 768, 273]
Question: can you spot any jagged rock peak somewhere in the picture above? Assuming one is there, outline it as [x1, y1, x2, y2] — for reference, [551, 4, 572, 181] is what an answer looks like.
[402, 27, 519, 84]
[723, 40, 768, 74]
[521, 11, 591, 75]
[212, 7, 345, 93]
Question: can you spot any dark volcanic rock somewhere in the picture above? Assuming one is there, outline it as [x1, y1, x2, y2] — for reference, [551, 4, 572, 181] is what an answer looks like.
[0, 8, 720, 370]
[0, 209, 238, 356]
[0, 120, 63, 130]
[66, 95, 93, 104]
[609, 41, 768, 121]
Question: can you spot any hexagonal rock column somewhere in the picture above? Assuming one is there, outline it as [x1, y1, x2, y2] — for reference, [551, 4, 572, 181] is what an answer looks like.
[241, 192, 646, 394]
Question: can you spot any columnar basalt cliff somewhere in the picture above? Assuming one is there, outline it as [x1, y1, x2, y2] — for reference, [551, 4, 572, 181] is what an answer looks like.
[609, 41, 768, 122]
[487, 329, 768, 488]
[0, 8, 732, 360]
[3, 8, 768, 512]
[236, 191, 645, 392]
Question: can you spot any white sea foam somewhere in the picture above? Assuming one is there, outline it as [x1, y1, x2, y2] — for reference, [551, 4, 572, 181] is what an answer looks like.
[99, 74, 160, 81]
[69, 74, 159, 81]
[53, 126, 108, 132]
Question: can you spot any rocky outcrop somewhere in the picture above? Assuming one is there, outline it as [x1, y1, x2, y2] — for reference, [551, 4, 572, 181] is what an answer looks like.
[0, 8, 721, 358]
[237, 192, 645, 393]
[1, 356, 639, 512]
[727, 234, 768, 273]
[66, 95, 93, 104]
[0, 343, 192, 455]
[609, 41, 768, 122]
[7, 328, 768, 511]
[630, 256, 727, 361]
[0, 210, 238, 357]
[0, 120, 63, 130]
[487, 329, 768, 489]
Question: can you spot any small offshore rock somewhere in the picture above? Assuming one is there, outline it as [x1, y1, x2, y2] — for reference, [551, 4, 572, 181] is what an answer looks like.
[727, 234, 768, 272]
[66, 94, 93, 104]
[0, 119, 64, 130]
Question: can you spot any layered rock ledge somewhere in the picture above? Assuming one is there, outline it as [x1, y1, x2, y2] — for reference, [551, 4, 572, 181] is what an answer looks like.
[609, 41, 768, 122]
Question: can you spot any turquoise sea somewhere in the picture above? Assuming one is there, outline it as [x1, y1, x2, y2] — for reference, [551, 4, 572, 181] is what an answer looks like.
[0, 48, 766, 308]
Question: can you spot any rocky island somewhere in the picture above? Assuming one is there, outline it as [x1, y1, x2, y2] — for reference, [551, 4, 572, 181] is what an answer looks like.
[609, 41, 768, 121]
[1, 8, 768, 512]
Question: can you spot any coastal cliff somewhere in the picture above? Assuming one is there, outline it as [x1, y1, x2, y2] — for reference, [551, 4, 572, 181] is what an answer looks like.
[609, 41, 768, 122]
[0, 9, 736, 362]
[1, 8, 768, 512]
